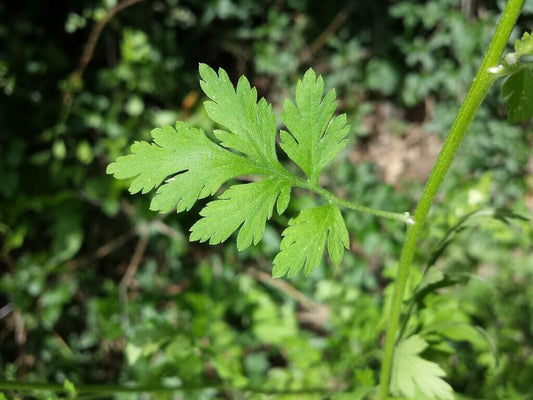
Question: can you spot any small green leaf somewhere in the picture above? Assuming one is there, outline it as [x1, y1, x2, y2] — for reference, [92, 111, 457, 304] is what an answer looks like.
[514, 31, 533, 57]
[391, 335, 454, 400]
[190, 178, 291, 251]
[272, 204, 349, 278]
[502, 67, 533, 123]
[426, 322, 484, 346]
[199, 63, 279, 165]
[107, 122, 259, 213]
[63, 379, 77, 398]
[411, 271, 464, 306]
[280, 69, 350, 183]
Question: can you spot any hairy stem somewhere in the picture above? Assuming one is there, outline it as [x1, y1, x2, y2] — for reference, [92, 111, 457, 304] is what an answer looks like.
[273, 165, 413, 224]
[378, 1, 524, 398]
[310, 184, 413, 225]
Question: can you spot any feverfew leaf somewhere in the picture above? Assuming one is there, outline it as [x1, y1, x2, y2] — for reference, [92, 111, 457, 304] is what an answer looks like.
[514, 31, 533, 57]
[280, 69, 350, 183]
[199, 63, 279, 166]
[109, 64, 360, 277]
[190, 179, 291, 251]
[502, 67, 533, 123]
[107, 122, 260, 213]
[272, 204, 349, 278]
[391, 335, 454, 400]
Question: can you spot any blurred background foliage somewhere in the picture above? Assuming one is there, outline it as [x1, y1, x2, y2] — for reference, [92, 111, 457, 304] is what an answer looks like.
[1, 0, 533, 399]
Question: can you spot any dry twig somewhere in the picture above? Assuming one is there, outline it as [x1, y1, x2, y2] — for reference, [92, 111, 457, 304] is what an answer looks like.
[119, 232, 149, 334]
[246, 267, 330, 329]
[59, 0, 144, 123]
[299, 7, 353, 63]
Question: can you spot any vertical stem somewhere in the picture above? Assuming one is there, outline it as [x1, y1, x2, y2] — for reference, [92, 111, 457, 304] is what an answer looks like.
[377, 1, 524, 398]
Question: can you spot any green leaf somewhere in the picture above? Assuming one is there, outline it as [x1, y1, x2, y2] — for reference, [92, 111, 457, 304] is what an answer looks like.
[280, 69, 350, 183]
[62, 379, 77, 398]
[426, 207, 528, 270]
[108, 65, 361, 277]
[425, 322, 485, 347]
[502, 67, 533, 123]
[391, 335, 454, 400]
[107, 122, 259, 213]
[411, 271, 464, 307]
[272, 204, 349, 278]
[514, 31, 533, 57]
[190, 178, 291, 251]
[199, 63, 279, 165]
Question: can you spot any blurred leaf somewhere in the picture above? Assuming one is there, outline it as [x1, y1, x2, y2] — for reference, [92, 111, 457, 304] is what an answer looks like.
[50, 205, 83, 263]
[391, 335, 454, 400]
[365, 59, 400, 95]
[411, 269, 464, 306]
[76, 140, 94, 165]
[502, 67, 533, 123]
[514, 31, 533, 56]
[125, 96, 144, 116]
[62, 379, 76, 398]
[426, 207, 528, 270]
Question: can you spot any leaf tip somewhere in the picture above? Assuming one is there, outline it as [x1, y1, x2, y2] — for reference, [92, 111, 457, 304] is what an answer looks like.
[198, 62, 211, 76]
[105, 162, 116, 175]
[271, 264, 286, 279]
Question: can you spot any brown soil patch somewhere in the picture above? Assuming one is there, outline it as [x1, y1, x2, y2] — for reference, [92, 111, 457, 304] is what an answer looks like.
[351, 101, 442, 185]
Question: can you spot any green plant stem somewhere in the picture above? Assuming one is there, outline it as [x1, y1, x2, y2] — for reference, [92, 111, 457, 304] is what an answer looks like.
[377, 1, 524, 399]
[310, 184, 413, 224]
[274, 166, 413, 224]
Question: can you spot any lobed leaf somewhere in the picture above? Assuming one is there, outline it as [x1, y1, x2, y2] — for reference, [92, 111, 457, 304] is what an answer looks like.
[109, 65, 358, 278]
[190, 178, 291, 251]
[199, 63, 279, 165]
[391, 335, 454, 400]
[272, 204, 349, 278]
[280, 69, 350, 183]
[107, 122, 260, 213]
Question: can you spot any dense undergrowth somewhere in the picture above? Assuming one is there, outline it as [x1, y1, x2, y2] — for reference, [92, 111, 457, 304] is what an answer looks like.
[1, 0, 533, 399]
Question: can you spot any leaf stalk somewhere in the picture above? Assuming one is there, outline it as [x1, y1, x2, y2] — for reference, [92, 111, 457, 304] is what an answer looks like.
[275, 167, 414, 224]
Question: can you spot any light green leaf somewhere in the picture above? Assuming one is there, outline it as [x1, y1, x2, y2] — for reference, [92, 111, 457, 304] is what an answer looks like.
[280, 69, 350, 183]
[190, 178, 291, 251]
[108, 65, 362, 276]
[391, 335, 454, 400]
[107, 121, 259, 213]
[272, 204, 349, 278]
[502, 67, 533, 123]
[63, 379, 77, 398]
[514, 31, 533, 57]
[427, 322, 485, 347]
[199, 63, 278, 165]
